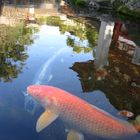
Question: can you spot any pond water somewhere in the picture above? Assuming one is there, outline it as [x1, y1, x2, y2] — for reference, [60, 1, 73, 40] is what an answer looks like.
[0, 13, 140, 140]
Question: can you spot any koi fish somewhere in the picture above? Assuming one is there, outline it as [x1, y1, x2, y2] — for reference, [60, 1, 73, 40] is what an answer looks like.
[27, 85, 137, 140]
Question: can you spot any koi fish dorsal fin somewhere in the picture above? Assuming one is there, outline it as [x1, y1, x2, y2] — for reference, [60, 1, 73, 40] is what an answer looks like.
[67, 130, 84, 140]
[36, 110, 58, 132]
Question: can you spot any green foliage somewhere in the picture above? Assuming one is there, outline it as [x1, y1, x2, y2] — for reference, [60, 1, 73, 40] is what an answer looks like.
[70, 0, 86, 7]
[112, 0, 140, 18]
[0, 23, 35, 82]
[85, 25, 98, 48]
[70, 0, 76, 5]
[46, 16, 63, 26]
[37, 16, 64, 26]
[75, 0, 86, 7]
[61, 21, 98, 53]
[67, 36, 93, 53]
[37, 16, 46, 25]
[118, 5, 140, 18]
[36, 16, 98, 54]
[112, 0, 124, 10]
[67, 37, 75, 47]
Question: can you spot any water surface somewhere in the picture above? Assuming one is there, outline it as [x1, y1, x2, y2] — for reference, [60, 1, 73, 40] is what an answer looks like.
[0, 15, 140, 140]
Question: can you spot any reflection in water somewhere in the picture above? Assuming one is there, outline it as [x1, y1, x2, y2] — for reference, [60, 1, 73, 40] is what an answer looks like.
[1, 0, 60, 22]
[94, 20, 114, 69]
[33, 17, 140, 120]
[71, 60, 109, 92]
[0, 5, 140, 138]
[0, 21, 39, 138]
[71, 18, 140, 118]
[94, 19, 140, 69]
[24, 25, 67, 114]
[33, 46, 66, 85]
[37, 16, 98, 53]
[2, 0, 56, 5]
[71, 60, 95, 92]
[111, 21, 140, 65]
[24, 18, 98, 115]
[63, 21, 98, 53]
[0, 23, 36, 82]
[70, 20, 114, 91]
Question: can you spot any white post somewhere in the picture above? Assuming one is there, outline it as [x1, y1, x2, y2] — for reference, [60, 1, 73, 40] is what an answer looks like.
[29, 5, 34, 14]
[94, 20, 114, 69]
[28, 5, 35, 21]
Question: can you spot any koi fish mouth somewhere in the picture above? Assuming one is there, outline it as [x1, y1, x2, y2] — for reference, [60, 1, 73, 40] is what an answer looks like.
[27, 85, 43, 96]
[27, 85, 37, 94]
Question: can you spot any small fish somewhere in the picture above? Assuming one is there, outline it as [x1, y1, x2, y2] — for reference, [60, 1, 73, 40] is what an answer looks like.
[27, 85, 137, 140]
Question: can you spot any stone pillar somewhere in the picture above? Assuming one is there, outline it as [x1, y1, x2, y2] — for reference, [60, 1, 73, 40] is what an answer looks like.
[94, 20, 114, 69]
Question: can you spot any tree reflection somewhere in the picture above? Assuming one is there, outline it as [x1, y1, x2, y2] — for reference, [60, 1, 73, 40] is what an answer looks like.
[0, 23, 36, 82]
[60, 22, 98, 53]
[67, 36, 92, 53]
[71, 60, 95, 92]
[71, 48, 140, 116]
[37, 16, 98, 53]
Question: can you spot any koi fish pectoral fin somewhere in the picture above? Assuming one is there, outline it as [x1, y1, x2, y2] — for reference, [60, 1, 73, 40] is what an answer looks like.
[36, 110, 58, 132]
[67, 130, 84, 140]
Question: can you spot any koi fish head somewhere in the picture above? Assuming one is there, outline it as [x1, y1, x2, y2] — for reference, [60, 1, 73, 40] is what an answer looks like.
[27, 85, 55, 107]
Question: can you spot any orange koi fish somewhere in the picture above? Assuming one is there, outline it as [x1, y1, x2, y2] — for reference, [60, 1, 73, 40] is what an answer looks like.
[27, 85, 137, 140]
